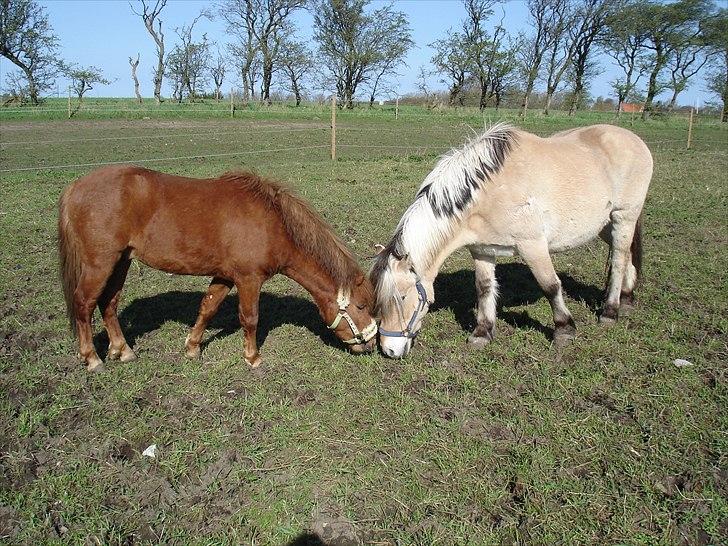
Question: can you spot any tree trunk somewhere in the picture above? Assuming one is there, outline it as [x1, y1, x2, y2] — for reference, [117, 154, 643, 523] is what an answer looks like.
[520, 93, 529, 118]
[25, 68, 39, 106]
[293, 82, 301, 106]
[642, 56, 663, 121]
[543, 92, 554, 116]
[568, 75, 585, 116]
[479, 85, 488, 111]
[667, 90, 679, 113]
[130, 56, 143, 104]
[261, 61, 273, 104]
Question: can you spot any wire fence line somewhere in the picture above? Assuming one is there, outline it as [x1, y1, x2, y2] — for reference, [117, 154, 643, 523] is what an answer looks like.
[0, 145, 331, 173]
[2, 138, 723, 174]
[0, 126, 330, 146]
[2, 126, 723, 148]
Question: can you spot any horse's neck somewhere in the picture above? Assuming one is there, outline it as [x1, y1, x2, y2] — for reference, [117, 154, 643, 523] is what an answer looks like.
[282, 248, 339, 321]
[412, 223, 472, 285]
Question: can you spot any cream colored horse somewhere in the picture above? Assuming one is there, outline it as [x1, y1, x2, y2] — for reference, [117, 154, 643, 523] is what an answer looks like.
[371, 123, 652, 358]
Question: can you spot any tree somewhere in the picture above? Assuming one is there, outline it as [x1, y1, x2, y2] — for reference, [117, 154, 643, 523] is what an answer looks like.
[219, 0, 305, 104]
[278, 38, 312, 106]
[313, 0, 413, 109]
[165, 13, 210, 102]
[637, 0, 710, 120]
[0, 0, 59, 105]
[518, 0, 562, 117]
[210, 48, 226, 101]
[366, 8, 412, 107]
[431, 30, 471, 106]
[129, 53, 142, 103]
[131, 0, 167, 105]
[603, 3, 649, 114]
[63, 64, 110, 117]
[541, 0, 575, 115]
[461, 0, 510, 111]
[566, 0, 612, 115]
[664, 4, 716, 112]
[704, 8, 728, 121]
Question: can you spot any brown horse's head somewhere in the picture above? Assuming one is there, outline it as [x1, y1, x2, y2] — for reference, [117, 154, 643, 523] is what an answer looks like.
[326, 273, 377, 353]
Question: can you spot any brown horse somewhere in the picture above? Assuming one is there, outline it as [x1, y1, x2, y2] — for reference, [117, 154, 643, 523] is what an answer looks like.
[58, 166, 377, 372]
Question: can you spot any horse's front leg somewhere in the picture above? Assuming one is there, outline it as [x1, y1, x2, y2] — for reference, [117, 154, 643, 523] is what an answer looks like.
[235, 276, 263, 368]
[468, 251, 498, 348]
[185, 277, 233, 359]
[516, 238, 576, 342]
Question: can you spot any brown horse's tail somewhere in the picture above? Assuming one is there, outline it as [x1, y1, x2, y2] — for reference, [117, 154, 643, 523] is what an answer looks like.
[631, 213, 643, 282]
[58, 188, 80, 335]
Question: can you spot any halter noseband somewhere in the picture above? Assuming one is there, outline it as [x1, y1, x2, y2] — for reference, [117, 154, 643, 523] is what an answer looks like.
[379, 278, 429, 339]
[327, 289, 378, 345]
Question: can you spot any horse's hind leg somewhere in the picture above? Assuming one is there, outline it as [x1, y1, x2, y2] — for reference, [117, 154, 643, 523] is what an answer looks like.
[601, 211, 638, 323]
[98, 254, 135, 362]
[74, 256, 119, 371]
[516, 238, 576, 342]
[598, 224, 637, 314]
[235, 276, 263, 368]
[184, 277, 233, 359]
[467, 251, 497, 348]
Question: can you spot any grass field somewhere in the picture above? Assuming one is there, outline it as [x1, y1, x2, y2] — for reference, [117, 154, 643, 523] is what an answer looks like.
[0, 103, 726, 545]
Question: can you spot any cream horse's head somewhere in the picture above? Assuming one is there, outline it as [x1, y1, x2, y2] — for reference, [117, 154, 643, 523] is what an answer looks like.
[371, 247, 434, 358]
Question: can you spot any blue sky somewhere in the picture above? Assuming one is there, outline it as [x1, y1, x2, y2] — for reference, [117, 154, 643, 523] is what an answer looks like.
[0, 0, 713, 106]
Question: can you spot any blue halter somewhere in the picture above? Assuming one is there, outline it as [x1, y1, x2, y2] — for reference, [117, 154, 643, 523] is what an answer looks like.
[379, 278, 429, 339]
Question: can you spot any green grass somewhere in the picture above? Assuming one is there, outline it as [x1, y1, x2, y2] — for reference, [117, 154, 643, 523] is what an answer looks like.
[0, 104, 726, 545]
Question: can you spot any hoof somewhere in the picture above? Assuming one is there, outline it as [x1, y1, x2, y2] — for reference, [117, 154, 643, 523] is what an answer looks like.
[185, 345, 201, 360]
[120, 347, 137, 362]
[108, 348, 122, 361]
[245, 355, 263, 368]
[467, 335, 492, 349]
[619, 300, 636, 316]
[554, 325, 576, 341]
[599, 314, 617, 326]
[87, 359, 105, 373]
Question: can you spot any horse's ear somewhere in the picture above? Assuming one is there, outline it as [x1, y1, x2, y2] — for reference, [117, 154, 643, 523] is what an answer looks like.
[374, 243, 386, 254]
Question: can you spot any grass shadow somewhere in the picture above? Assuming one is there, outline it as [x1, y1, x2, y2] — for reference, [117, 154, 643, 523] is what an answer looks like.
[93, 289, 340, 358]
[285, 532, 327, 546]
[432, 262, 604, 339]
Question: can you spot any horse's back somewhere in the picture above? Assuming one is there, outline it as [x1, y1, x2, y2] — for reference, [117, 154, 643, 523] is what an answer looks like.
[59, 166, 280, 278]
[472, 124, 652, 251]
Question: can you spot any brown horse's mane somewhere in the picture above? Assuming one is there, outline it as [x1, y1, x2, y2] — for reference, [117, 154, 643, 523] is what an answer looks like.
[218, 171, 364, 291]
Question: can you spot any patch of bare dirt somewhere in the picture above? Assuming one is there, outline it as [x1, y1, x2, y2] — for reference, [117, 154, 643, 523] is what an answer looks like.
[0, 504, 20, 540]
[310, 513, 361, 546]
[460, 417, 516, 443]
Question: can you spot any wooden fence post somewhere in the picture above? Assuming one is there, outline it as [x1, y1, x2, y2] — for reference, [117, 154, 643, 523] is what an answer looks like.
[331, 95, 336, 161]
[230, 88, 234, 118]
[395, 96, 399, 120]
[67, 86, 71, 119]
[686, 108, 694, 150]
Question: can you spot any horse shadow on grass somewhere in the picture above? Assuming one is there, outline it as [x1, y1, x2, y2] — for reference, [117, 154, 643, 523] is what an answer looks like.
[93, 289, 339, 359]
[431, 262, 604, 340]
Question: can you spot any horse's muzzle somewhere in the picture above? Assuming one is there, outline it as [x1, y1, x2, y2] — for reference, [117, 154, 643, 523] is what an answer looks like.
[349, 337, 376, 354]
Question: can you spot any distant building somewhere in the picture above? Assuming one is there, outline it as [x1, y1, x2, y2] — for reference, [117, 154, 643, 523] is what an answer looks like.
[620, 103, 643, 113]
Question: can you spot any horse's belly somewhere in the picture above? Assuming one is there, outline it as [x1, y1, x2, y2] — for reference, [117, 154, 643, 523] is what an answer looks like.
[547, 215, 609, 252]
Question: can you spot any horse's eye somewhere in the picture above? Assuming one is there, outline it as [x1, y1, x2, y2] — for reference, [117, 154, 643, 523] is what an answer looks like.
[356, 304, 366, 310]
[400, 294, 406, 301]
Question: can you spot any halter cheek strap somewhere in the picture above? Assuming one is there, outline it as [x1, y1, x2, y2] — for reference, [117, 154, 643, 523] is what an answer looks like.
[379, 279, 429, 339]
[327, 289, 378, 345]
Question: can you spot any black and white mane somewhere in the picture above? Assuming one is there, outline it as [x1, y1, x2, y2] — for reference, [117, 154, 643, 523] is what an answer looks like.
[371, 123, 518, 314]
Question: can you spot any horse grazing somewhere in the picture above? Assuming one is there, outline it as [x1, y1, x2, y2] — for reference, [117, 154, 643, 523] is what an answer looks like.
[58, 166, 377, 371]
[371, 123, 652, 358]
